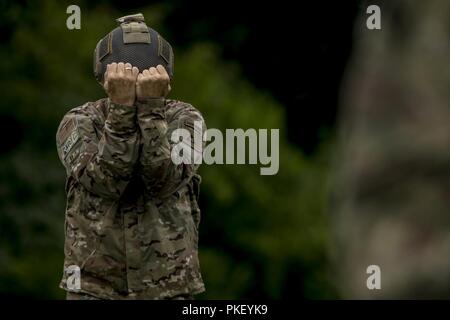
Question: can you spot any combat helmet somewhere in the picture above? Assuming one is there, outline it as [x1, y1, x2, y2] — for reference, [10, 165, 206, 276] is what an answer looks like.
[93, 13, 174, 82]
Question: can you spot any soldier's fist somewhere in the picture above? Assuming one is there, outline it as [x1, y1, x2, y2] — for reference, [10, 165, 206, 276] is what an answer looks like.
[136, 65, 171, 99]
[104, 62, 139, 106]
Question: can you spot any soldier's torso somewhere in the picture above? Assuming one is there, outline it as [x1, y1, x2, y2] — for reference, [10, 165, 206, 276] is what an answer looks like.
[60, 98, 204, 299]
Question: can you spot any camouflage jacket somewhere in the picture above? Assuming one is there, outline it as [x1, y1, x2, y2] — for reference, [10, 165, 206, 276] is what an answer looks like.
[56, 97, 206, 299]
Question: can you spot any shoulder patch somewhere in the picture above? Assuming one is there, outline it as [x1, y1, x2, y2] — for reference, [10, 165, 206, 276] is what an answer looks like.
[57, 118, 80, 159]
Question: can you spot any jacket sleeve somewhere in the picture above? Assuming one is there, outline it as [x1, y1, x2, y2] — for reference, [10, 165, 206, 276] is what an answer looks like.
[56, 100, 140, 199]
[136, 98, 206, 198]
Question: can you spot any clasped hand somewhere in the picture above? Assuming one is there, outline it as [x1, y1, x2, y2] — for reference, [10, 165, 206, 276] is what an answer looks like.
[104, 62, 171, 106]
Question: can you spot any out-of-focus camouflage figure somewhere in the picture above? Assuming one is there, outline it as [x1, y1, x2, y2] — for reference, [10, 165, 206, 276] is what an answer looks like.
[56, 14, 206, 299]
[332, 0, 450, 298]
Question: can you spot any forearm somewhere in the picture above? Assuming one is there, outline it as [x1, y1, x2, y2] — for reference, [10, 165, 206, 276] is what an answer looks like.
[96, 99, 140, 177]
[136, 98, 188, 196]
[136, 97, 171, 165]
[58, 100, 140, 199]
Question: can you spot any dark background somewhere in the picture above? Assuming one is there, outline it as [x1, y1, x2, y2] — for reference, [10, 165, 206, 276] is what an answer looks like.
[161, 0, 359, 153]
[0, 0, 365, 299]
[149, 0, 359, 154]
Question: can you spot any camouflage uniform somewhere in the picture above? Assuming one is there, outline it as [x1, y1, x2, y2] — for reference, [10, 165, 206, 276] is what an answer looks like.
[56, 97, 206, 299]
[66, 291, 194, 300]
[332, 0, 450, 298]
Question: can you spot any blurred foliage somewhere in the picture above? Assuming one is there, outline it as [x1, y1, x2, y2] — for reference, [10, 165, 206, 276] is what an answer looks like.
[0, 0, 336, 299]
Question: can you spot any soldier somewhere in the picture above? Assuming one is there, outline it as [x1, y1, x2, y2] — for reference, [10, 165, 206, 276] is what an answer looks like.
[56, 14, 206, 300]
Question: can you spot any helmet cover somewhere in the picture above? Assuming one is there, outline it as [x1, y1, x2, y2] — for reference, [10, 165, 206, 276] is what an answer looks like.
[93, 13, 174, 82]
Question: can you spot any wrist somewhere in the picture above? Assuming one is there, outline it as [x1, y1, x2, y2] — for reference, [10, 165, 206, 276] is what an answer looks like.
[108, 99, 137, 114]
[136, 97, 166, 109]
[109, 96, 135, 107]
[107, 99, 137, 133]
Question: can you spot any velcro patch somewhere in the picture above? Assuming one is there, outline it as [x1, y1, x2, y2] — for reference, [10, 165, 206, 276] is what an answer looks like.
[58, 118, 76, 144]
[58, 118, 80, 159]
[61, 130, 80, 159]
[158, 35, 172, 64]
[61, 130, 80, 158]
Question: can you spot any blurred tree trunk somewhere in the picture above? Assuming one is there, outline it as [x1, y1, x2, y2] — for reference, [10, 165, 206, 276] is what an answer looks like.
[332, 0, 450, 298]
